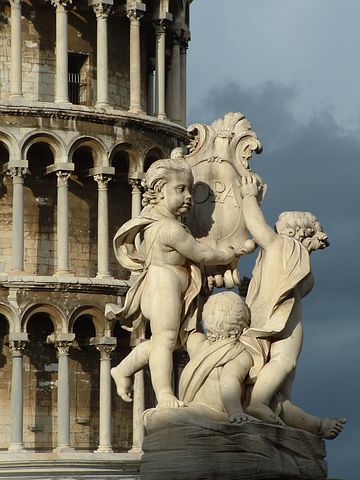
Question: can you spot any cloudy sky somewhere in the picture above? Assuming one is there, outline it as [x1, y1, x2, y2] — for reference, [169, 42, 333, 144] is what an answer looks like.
[187, 1, 360, 478]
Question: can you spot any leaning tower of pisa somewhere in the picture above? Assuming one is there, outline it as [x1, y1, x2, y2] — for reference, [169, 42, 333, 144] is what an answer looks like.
[0, 0, 191, 475]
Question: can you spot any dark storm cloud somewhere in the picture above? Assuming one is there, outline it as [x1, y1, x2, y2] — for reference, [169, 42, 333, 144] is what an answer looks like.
[189, 82, 360, 479]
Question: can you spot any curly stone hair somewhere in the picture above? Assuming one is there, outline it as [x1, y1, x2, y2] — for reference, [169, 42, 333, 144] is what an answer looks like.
[275, 211, 323, 238]
[141, 158, 193, 207]
[202, 292, 250, 341]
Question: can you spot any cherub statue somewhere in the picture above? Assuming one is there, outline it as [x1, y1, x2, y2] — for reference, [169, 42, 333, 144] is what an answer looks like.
[179, 291, 254, 425]
[106, 157, 236, 408]
[239, 175, 346, 438]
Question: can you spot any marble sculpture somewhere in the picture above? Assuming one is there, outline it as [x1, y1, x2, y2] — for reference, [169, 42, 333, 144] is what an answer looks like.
[106, 112, 346, 479]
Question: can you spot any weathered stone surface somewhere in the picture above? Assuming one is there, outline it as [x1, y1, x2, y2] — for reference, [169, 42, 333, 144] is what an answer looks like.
[141, 421, 327, 480]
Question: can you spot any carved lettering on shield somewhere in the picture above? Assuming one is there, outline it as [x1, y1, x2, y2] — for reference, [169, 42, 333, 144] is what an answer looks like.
[192, 181, 240, 208]
[211, 180, 239, 208]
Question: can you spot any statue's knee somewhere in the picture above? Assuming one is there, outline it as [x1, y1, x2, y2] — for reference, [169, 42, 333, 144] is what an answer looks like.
[271, 356, 296, 376]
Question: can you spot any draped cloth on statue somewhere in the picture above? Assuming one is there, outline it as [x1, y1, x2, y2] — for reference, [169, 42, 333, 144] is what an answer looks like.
[241, 236, 311, 382]
[179, 337, 246, 405]
[106, 207, 202, 343]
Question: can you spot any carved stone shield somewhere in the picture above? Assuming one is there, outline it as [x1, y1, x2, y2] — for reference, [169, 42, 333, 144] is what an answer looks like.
[184, 112, 264, 288]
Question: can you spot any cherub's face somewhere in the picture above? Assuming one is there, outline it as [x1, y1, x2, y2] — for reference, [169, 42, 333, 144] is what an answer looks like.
[159, 171, 193, 216]
[300, 223, 329, 252]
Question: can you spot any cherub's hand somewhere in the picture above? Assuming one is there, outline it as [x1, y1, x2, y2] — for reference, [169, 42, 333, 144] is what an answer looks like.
[239, 175, 259, 199]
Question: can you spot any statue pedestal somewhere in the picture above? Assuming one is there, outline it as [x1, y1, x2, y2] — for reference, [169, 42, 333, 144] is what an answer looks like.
[140, 408, 327, 480]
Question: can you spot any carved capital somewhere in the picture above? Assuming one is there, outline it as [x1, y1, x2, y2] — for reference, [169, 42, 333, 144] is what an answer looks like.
[94, 173, 112, 190]
[50, 0, 72, 10]
[129, 177, 142, 193]
[154, 19, 167, 36]
[127, 8, 144, 22]
[56, 170, 71, 187]
[6, 167, 27, 182]
[55, 340, 73, 356]
[96, 344, 115, 360]
[93, 3, 112, 19]
[8, 340, 27, 355]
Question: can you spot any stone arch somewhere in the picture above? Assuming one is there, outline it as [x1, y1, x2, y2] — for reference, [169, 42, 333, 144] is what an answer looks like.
[143, 146, 164, 171]
[0, 303, 20, 333]
[69, 306, 108, 339]
[0, 130, 20, 164]
[110, 142, 141, 175]
[68, 136, 108, 169]
[22, 303, 67, 334]
[21, 131, 66, 163]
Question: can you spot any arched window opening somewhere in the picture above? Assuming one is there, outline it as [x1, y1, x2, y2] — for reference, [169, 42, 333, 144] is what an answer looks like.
[25, 313, 56, 450]
[25, 142, 56, 276]
[70, 314, 98, 444]
[109, 150, 132, 279]
[73, 314, 96, 346]
[0, 142, 9, 169]
[69, 146, 97, 277]
[144, 148, 162, 172]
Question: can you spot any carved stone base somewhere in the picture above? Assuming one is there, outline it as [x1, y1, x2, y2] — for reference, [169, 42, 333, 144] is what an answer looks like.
[140, 409, 327, 480]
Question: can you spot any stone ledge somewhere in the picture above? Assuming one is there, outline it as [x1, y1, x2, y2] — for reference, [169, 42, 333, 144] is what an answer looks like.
[0, 102, 187, 138]
[0, 274, 130, 295]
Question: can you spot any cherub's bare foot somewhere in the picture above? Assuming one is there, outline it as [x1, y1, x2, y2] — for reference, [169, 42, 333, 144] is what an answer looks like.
[319, 417, 347, 439]
[246, 403, 285, 426]
[157, 393, 185, 409]
[229, 412, 259, 425]
[110, 367, 132, 402]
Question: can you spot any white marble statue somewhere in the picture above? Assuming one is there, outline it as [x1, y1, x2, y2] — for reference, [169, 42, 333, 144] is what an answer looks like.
[179, 291, 254, 425]
[106, 157, 236, 408]
[239, 175, 346, 438]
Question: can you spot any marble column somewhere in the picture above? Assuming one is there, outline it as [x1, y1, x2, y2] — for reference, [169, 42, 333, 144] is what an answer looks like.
[180, 31, 190, 127]
[129, 178, 142, 218]
[7, 167, 27, 273]
[93, 3, 112, 108]
[8, 338, 27, 452]
[94, 174, 111, 278]
[52, 0, 72, 104]
[55, 171, 71, 275]
[169, 31, 181, 124]
[9, 0, 23, 98]
[54, 339, 74, 452]
[180, 37, 189, 126]
[154, 21, 167, 120]
[95, 343, 115, 453]
[127, 6, 145, 114]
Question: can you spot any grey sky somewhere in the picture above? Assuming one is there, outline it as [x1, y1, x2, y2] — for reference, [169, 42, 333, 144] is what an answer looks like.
[187, 2, 360, 478]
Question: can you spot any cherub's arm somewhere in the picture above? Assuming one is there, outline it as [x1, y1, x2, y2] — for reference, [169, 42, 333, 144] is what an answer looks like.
[165, 223, 235, 265]
[239, 176, 277, 250]
[219, 351, 252, 419]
